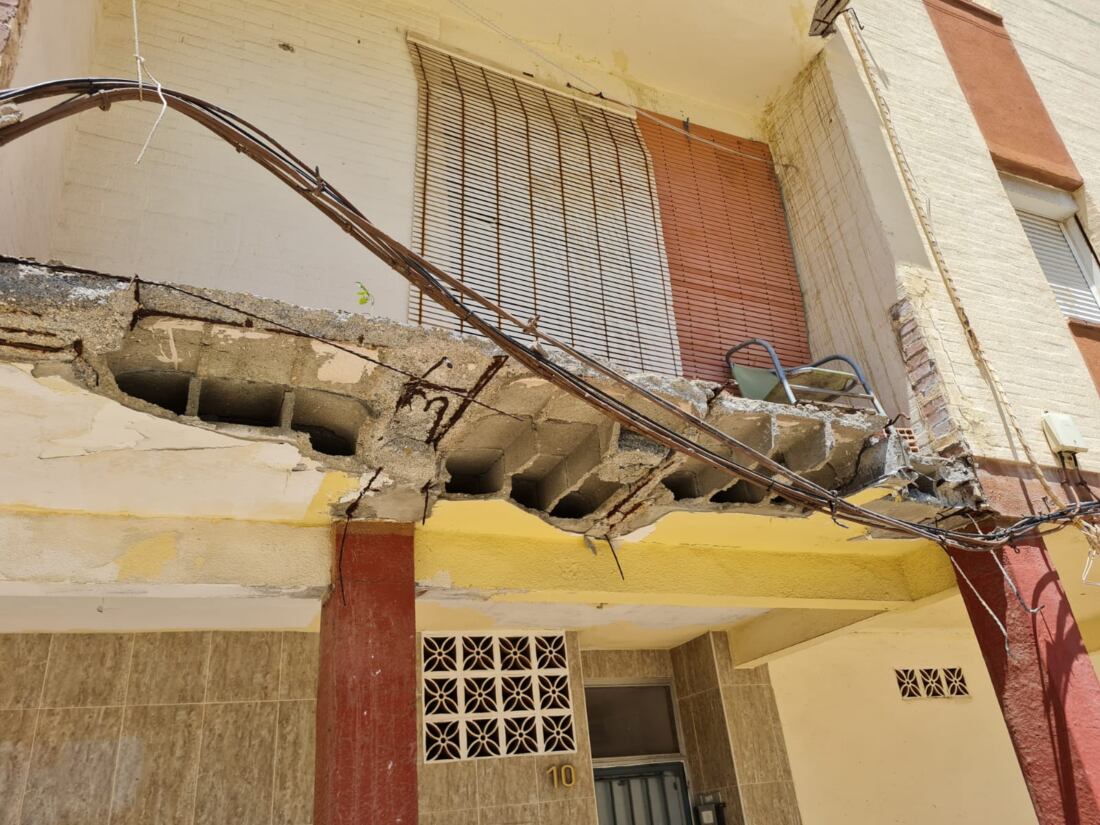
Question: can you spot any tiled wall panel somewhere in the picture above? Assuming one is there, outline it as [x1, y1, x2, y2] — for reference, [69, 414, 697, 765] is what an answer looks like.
[580, 648, 673, 681]
[671, 632, 802, 825]
[0, 631, 317, 825]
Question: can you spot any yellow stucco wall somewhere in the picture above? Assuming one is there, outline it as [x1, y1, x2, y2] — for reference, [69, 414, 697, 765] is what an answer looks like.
[414, 501, 955, 611]
[769, 627, 1037, 825]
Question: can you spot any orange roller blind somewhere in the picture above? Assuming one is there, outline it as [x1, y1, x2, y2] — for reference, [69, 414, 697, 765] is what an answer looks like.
[638, 114, 810, 382]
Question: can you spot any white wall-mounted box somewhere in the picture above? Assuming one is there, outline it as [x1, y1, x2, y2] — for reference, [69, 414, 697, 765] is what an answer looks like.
[1041, 412, 1088, 454]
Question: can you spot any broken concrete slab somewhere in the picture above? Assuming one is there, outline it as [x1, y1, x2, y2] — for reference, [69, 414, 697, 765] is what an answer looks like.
[0, 257, 978, 534]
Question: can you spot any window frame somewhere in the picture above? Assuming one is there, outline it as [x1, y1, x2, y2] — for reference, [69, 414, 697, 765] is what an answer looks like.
[1060, 219, 1100, 314]
[1002, 173, 1100, 319]
[583, 677, 687, 768]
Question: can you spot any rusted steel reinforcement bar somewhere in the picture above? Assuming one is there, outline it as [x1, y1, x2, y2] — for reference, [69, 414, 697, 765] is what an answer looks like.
[2, 78, 1097, 550]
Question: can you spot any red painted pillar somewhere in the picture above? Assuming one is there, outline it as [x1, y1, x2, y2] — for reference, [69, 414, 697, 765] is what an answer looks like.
[950, 537, 1100, 824]
[314, 522, 418, 825]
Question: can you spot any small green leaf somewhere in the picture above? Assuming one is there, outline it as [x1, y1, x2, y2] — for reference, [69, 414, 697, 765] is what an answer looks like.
[356, 281, 374, 306]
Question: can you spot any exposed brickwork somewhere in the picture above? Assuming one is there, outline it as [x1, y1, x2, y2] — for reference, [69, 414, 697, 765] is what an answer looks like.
[891, 297, 970, 458]
[638, 113, 810, 382]
[0, 0, 29, 88]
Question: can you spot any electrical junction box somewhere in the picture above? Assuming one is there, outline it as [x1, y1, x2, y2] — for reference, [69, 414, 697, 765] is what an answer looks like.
[695, 800, 725, 825]
[1042, 412, 1088, 455]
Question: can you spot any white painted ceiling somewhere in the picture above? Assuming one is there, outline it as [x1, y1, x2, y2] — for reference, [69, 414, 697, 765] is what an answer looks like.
[429, 0, 823, 132]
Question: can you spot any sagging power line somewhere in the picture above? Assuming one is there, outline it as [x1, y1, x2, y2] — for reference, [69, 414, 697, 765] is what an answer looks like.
[1, 77, 1097, 553]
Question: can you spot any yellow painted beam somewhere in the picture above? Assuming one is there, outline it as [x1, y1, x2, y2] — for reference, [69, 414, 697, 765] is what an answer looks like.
[727, 608, 881, 667]
[415, 501, 957, 610]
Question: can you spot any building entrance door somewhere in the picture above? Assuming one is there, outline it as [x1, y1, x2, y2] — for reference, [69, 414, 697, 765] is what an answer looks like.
[594, 762, 692, 825]
[586, 682, 693, 823]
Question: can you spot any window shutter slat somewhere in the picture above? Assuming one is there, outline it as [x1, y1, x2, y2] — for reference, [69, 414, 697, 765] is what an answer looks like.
[1017, 210, 1100, 325]
[409, 41, 681, 375]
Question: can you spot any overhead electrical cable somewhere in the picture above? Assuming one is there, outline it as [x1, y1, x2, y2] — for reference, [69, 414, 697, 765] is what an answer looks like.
[1, 78, 1097, 552]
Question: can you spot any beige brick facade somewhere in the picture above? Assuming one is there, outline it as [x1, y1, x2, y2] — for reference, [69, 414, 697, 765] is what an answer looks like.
[770, 3, 1100, 470]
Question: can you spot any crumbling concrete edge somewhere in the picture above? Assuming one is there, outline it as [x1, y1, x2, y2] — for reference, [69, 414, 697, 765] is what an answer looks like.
[0, 256, 981, 533]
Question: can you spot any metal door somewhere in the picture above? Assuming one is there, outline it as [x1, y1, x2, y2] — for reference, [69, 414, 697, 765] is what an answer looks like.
[594, 762, 692, 825]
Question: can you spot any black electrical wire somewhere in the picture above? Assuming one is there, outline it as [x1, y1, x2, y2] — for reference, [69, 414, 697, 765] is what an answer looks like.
[2, 78, 1097, 551]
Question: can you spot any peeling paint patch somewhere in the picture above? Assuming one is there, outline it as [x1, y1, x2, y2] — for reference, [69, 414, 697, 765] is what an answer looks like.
[210, 326, 273, 342]
[39, 405, 145, 458]
[115, 533, 179, 580]
[35, 374, 84, 395]
[618, 523, 658, 543]
[150, 318, 205, 332]
[311, 340, 376, 384]
[304, 470, 365, 522]
[152, 325, 183, 367]
[419, 569, 454, 589]
[67, 286, 121, 302]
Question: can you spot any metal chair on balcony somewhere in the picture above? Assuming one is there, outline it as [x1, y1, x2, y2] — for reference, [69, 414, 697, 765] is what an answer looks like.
[725, 338, 885, 415]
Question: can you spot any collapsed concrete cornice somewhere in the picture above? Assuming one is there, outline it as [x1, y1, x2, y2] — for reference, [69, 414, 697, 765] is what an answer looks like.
[0, 257, 979, 533]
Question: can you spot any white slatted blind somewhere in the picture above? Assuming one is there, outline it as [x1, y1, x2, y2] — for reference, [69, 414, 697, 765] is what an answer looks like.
[1017, 210, 1100, 324]
[408, 40, 682, 376]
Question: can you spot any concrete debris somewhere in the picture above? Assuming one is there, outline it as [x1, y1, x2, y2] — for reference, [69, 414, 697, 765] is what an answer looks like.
[0, 258, 979, 533]
[0, 104, 22, 128]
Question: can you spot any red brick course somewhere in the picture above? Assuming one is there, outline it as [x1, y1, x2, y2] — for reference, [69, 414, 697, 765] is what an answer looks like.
[890, 297, 971, 457]
[925, 0, 1083, 190]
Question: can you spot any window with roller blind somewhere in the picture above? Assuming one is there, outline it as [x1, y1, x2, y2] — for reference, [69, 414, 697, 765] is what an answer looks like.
[637, 113, 810, 381]
[1016, 213, 1100, 324]
[1003, 175, 1100, 325]
[407, 38, 682, 376]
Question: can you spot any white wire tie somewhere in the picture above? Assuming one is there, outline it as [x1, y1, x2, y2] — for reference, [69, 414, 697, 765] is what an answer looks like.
[950, 555, 1010, 654]
[988, 549, 1041, 615]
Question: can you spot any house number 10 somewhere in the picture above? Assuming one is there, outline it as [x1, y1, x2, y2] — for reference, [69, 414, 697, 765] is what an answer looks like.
[546, 764, 577, 788]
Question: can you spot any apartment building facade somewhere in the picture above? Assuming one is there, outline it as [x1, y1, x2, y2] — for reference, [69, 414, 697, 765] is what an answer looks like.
[2, 0, 1100, 823]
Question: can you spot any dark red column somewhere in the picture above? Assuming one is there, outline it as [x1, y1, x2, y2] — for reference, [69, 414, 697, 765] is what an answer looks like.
[950, 537, 1100, 824]
[315, 522, 418, 825]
